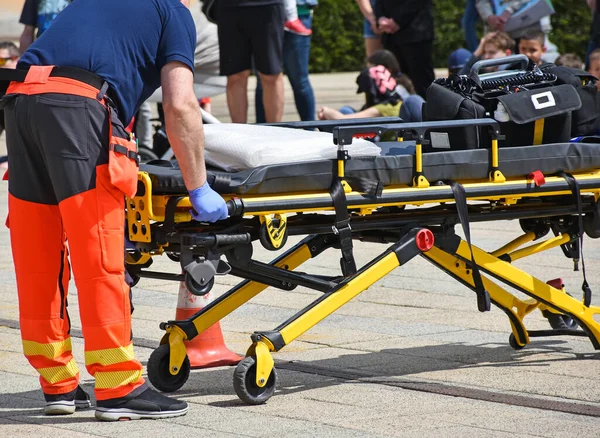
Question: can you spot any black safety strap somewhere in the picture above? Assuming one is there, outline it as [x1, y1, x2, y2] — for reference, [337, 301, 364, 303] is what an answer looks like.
[447, 180, 491, 312]
[330, 178, 357, 276]
[109, 143, 140, 165]
[344, 176, 383, 197]
[557, 171, 592, 307]
[156, 196, 185, 245]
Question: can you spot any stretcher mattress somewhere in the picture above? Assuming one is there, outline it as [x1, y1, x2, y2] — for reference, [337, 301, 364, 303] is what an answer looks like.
[139, 142, 600, 196]
[202, 123, 381, 171]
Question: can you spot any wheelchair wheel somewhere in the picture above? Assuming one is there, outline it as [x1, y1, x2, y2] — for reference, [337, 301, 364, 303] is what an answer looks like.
[508, 333, 526, 350]
[233, 356, 277, 405]
[166, 252, 180, 262]
[184, 273, 214, 296]
[147, 344, 190, 393]
[138, 146, 159, 163]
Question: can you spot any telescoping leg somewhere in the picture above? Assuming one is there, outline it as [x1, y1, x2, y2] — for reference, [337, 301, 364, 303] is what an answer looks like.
[147, 234, 334, 392]
[232, 227, 435, 404]
[423, 237, 600, 350]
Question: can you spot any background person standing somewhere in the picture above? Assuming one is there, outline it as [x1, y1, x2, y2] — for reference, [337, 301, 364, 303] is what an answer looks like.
[375, 0, 435, 99]
[218, 0, 286, 123]
[255, 0, 317, 122]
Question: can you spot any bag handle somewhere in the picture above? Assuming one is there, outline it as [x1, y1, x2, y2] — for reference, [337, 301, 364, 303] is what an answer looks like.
[470, 54, 530, 77]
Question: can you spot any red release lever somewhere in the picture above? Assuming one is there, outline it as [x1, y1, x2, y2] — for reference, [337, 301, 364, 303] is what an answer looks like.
[415, 229, 434, 252]
[546, 278, 564, 290]
[527, 170, 545, 187]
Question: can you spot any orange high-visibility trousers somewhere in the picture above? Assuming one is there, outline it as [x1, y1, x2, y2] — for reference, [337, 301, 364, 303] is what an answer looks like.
[4, 70, 144, 401]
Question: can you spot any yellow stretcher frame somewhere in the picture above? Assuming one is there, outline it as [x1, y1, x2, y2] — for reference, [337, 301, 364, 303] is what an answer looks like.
[125, 130, 600, 403]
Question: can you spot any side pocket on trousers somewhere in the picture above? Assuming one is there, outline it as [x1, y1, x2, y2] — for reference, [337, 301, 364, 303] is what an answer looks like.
[108, 136, 139, 199]
[96, 163, 127, 274]
[100, 228, 125, 274]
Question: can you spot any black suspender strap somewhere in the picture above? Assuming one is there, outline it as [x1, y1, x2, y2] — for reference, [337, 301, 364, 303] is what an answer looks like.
[557, 171, 592, 307]
[330, 178, 357, 277]
[448, 180, 491, 312]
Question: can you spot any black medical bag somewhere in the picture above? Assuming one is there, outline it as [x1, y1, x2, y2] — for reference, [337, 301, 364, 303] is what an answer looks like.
[422, 55, 585, 151]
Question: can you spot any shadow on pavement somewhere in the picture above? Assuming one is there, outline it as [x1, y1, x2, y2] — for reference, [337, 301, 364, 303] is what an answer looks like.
[1, 339, 597, 422]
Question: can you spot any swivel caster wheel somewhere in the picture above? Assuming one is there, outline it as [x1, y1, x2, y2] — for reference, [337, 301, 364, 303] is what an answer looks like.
[233, 356, 277, 405]
[508, 333, 526, 350]
[259, 217, 288, 251]
[184, 273, 214, 296]
[147, 344, 191, 393]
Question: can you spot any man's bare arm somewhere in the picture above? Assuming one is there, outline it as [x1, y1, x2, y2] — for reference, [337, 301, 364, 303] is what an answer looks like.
[19, 25, 35, 53]
[160, 61, 206, 192]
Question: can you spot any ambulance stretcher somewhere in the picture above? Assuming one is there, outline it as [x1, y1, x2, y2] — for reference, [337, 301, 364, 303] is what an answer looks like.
[124, 118, 600, 404]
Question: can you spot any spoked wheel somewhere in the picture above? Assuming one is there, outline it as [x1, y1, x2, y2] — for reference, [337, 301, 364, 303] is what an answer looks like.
[233, 356, 277, 405]
[166, 252, 180, 262]
[508, 333, 526, 350]
[137, 146, 159, 163]
[147, 344, 190, 393]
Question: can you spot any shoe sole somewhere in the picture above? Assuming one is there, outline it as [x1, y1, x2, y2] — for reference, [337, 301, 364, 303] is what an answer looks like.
[283, 28, 311, 36]
[94, 406, 188, 421]
[44, 399, 92, 415]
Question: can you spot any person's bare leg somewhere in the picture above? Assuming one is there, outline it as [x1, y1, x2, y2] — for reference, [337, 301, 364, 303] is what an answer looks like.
[259, 72, 284, 122]
[365, 37, 382, 58]
[226, 70, 250, 123]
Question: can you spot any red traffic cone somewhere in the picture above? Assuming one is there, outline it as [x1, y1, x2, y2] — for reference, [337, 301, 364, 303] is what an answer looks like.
[175, 279, 242, 369]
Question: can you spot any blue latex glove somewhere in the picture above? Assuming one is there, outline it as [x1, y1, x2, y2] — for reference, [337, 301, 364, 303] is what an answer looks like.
[188, 182, 228, 222]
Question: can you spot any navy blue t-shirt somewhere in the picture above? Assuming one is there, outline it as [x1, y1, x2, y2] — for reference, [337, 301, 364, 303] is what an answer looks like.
[18, 0, 196, 125]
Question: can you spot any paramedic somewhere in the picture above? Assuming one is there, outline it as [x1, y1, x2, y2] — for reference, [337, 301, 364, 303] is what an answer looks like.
[1, 0, 227, 422]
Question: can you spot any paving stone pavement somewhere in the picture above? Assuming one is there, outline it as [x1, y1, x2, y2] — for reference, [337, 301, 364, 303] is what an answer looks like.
[2, 69, 600, 436]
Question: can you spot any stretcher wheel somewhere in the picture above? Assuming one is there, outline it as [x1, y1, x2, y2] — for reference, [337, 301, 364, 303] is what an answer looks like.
[508, 333, 526, 350]
[259, 218, 288, 251]
[147, 344, 190, 393]
[184, 273, 214, 296]
[233, 356, 277, 405]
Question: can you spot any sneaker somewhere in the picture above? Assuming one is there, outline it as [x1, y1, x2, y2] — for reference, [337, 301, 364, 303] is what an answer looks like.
[285, 19, 312, 36]
[95, 387, 188, 421]
[44, 386, 92, 415]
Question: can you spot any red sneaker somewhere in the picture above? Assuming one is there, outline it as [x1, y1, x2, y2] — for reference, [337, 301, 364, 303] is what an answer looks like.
[285, 19, 312, 36]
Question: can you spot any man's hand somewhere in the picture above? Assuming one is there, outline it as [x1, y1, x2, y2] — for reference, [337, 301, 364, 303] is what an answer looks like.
[188, 182, 228, 222]
[377, 17, 399, 34]
[487, 15, 506, 31]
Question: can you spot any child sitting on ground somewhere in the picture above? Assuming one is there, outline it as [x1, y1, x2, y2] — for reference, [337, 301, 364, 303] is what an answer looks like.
[318, 50, 424, 122]
[555, 53, 585, 70]
[318, 64, 402, 120]
[458, 31, 515, 75]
